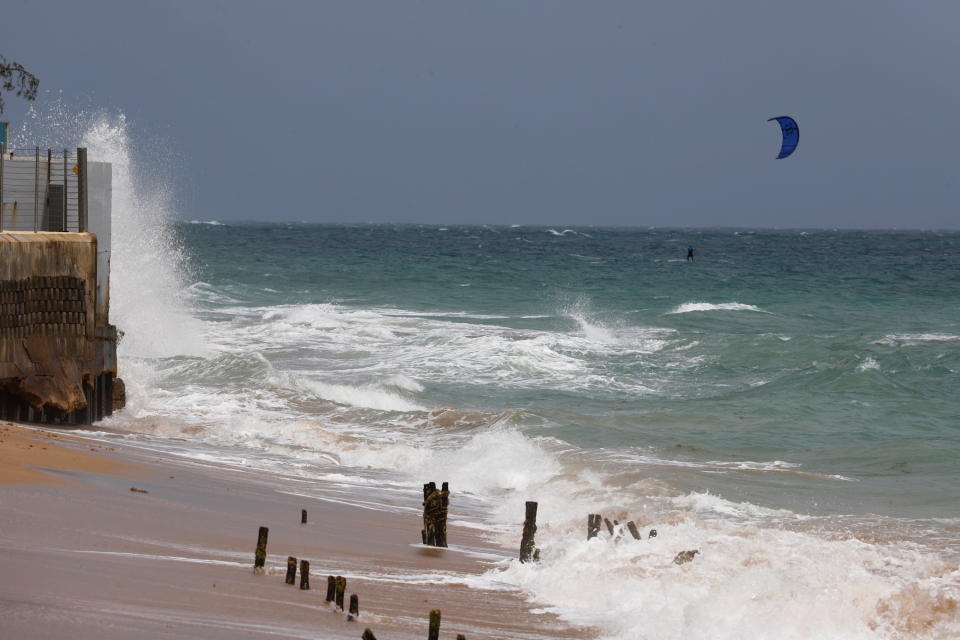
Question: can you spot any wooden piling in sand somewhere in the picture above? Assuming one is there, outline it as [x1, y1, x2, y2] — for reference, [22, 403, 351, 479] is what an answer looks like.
[301, 508, 307, 524]
[649, 528, 657, 538]
[254, 526, 268, 572]
[362, 629, 377, 640]
[299, 560, 310, 590]
[428, 609, 441, 640]
[335, 576, 346, 610]
[456, 635, 466, 640]
[422, 481, 449, 547]
[348, 594, 359, 620]
[285, 556, 297, 584]
[519, 501, 538, 563]
[326, 575, 336, 602]
[587, 514, 601, 539]
[627, 521, 641, 540]
[604, 517, 615, 536]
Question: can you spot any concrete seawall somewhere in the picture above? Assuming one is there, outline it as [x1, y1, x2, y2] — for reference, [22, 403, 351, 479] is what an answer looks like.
[0, 231, 121, 424]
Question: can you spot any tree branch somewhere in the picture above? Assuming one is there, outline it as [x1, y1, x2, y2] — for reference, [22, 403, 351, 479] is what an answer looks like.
[0, 55, 40, 113]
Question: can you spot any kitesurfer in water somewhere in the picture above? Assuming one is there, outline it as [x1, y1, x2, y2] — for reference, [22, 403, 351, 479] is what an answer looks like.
[687, 246, 695, 261]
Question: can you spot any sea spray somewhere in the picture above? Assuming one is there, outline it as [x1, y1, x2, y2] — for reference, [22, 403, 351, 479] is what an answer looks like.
[79, 114, 207, 359]
[14, 101, 205, 360]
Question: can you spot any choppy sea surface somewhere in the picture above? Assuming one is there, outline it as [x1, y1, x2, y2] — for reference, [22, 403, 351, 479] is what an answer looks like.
[70, 116, 960, 639]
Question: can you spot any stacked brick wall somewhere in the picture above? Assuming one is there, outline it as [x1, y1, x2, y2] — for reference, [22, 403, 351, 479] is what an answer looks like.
[0, 276, 87, 339]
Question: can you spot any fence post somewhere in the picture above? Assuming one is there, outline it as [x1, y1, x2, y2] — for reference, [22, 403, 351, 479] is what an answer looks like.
[62, 150, 68, 232]
[34, 146, 39, 232]
[77, 148, 88, 232]
[0, 146, 4, 230]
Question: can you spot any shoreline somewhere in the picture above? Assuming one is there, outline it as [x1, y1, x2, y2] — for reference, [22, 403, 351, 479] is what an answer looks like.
[0, 421, 592, 640]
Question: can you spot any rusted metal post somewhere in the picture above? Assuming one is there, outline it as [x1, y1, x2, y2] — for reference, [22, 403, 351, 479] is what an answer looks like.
[76, 148, 87, 232]
[348, 594, 359, 620]
[254, 526, 268, 572]
[285, 556, 297, 585]
[299, 560, 310, 589]
[428, 609, 441, 640]
[519, 501, 538, 563]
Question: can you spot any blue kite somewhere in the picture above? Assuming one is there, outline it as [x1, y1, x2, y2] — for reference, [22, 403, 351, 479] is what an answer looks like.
[768, 116, 799, 159]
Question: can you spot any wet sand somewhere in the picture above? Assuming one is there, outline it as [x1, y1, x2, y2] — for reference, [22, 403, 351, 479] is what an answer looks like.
[0, 421, 591, 639]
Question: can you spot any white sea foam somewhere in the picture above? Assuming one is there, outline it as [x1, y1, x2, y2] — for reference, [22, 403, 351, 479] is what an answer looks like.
[483, 519, 960, 640]
[205, 302, 679, 397]
[667, 301, 769, 314]
[546, 228, 590, 237]
[301, 379, 426, 412]
[857, 356, 881, 372]
[875, 333, 960, 347]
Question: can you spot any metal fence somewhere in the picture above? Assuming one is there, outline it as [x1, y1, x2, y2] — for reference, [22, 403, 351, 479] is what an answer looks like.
[0, 147, 88, 233]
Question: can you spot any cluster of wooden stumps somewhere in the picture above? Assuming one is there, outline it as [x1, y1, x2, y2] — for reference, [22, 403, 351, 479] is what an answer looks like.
[253, 508, 469, 639]
[249, 488, 696, 639]
[252, 513, 364, 627]
[587, 513, 653, 541]
[587, 513, 699, 565]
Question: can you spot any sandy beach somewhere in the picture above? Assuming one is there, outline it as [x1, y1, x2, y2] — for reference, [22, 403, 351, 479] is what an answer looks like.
[0, 421, 591, 640]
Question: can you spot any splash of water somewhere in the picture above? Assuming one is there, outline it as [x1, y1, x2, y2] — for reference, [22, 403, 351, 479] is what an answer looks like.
[14, 101, 208, 366]
[79, 114, 207, 359]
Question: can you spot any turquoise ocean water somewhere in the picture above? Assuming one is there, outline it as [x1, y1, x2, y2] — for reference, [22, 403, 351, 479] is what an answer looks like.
[50, 114, 956, 638]
[102, 221, 960, 639]
[180, 223, 959, 520]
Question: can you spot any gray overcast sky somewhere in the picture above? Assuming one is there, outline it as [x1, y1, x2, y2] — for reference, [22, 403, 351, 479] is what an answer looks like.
[4, 1, 960, 228]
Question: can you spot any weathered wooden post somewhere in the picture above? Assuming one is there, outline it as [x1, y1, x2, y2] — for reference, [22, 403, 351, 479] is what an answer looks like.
[673, 550, 699, 565]
[299, 560, 310, 590]
[587, 514, 601, 540]
[456, 635, 466, 640]
[422, 482, 434, 544]
[348, 594, 359, 620]
[649, 528, 657, 538]
[627, 521, 641, 540]
[604, 517, 615, 536]
[519, 501, 538, 563]
[362, 629, 377, 640]
[335, 576, 346, 610]
[326, 575, 336, 603]
[428, 609, 441, 640]
[285, 556, 297, 585]
[301, 509, 307, 524]
[254, 526, 268, 572]
[422, 481, 449, 547]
